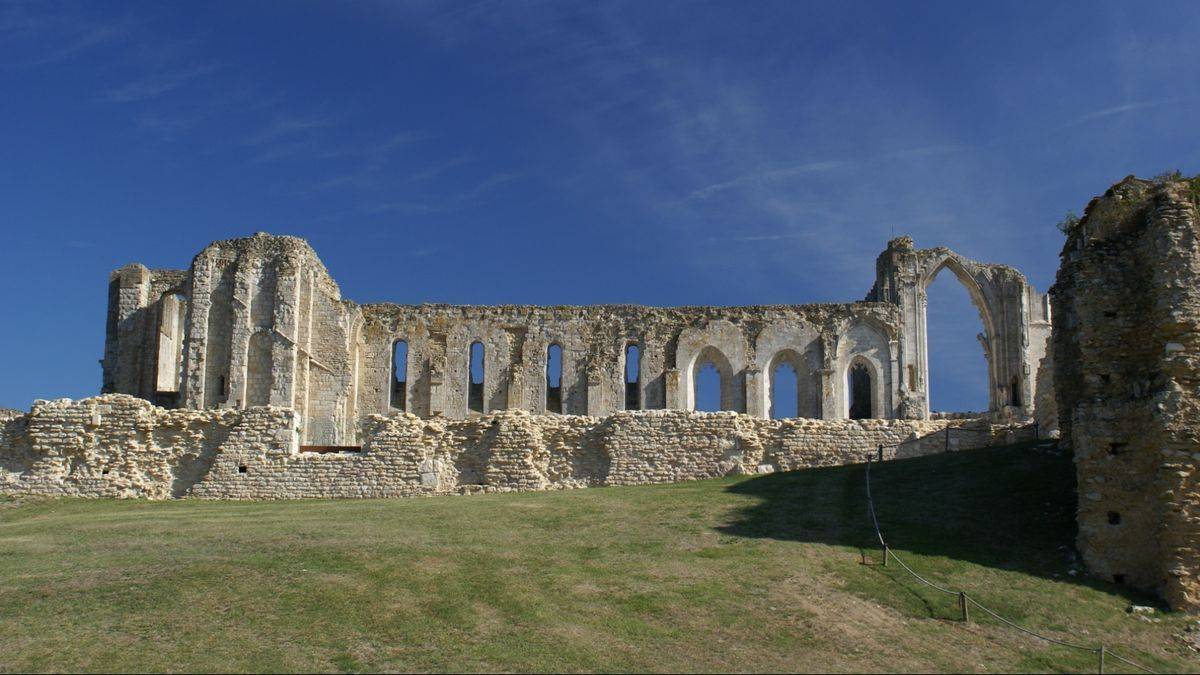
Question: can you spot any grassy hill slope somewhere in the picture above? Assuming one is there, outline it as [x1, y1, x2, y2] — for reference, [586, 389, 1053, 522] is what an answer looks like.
[0, 442, 1194, 673]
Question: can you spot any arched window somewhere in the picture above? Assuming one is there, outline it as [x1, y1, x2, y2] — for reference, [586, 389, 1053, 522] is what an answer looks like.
[770, 361, 799, 419]
[468, 341, 485, 413]
[694, 361, 722, 412]
[546, 343, 563, 413]
[1010, 375, 1022, 407]
[624, 343, 640, 410]
[926, 263, 989, 413]
[848, 361, 873, 419]
[391, 340, 408, 410]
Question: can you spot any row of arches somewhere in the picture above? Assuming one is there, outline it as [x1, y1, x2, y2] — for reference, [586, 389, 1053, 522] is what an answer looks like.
[389, 338, 881, 419]
[390, 340, 646, 414]
[690, 351, 878, 419]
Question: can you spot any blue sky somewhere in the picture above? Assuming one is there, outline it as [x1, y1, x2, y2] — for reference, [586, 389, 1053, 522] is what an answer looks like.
[1, 1, 1198, 411]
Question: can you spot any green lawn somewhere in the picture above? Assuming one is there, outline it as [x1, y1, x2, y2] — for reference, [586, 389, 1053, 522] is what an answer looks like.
[0, 443, 1194, 673]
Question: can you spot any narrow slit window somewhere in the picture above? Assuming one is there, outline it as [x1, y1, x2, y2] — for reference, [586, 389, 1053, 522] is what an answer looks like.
[546, 343, 563, 413]
[624, 344, 640, 410]
[1010, 375, 1022, 407]
[468, 341, 485, 413]
[391, 340, 408, 410]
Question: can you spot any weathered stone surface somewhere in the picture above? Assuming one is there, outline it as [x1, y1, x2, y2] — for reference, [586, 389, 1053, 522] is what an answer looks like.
[0, 395, 1031, 500]
[1051, 174, 1200, 610]
[100, 233, 1049, 447]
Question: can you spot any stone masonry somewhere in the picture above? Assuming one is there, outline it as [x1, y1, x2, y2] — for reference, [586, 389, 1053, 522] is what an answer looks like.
[0, 394, 1030, 500]
[1052, 174, 1200, 610]
[0, 233, 1049, 502]
[101, 233, 1050, 445]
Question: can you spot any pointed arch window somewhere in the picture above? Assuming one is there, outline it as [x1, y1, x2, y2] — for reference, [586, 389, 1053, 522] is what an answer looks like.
[391, 340, 408, 410]
[624, 343, 640, 410]
[468, 341, 485, 413]
[546, 343, 563, 413]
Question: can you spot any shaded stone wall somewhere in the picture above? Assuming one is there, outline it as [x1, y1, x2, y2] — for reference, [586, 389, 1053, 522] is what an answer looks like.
[1051, 175, 1200, 610]
[0, 395, 1027, 501]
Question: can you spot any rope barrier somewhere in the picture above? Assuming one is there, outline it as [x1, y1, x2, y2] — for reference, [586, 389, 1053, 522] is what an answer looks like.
[863, 454, 1157, 674]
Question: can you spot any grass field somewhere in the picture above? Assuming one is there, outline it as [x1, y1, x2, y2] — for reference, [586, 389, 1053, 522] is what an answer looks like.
[0, 442, 1195, 673]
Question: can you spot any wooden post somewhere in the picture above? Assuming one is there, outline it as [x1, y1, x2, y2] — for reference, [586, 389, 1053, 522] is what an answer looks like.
[959, 592, 969, 622]
[883, 546, 889, 567]
[1098, 645, 1105, 674]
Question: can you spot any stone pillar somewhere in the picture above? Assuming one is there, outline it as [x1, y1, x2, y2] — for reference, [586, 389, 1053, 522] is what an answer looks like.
[820, 368, 838, 419]
[665, 368, 682, 409]
[745, 366, 766, 418]
[226, 262, 254, 408]
[182, 251, 216, 408]
[270, 257, 302, 408]
[586, 372, 604, 416]
[110, 264, 152, 397]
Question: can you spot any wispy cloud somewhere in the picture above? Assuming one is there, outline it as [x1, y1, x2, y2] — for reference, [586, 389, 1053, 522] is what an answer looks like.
[247, 114, 335, 146]
[409, 154, 475, 182]
[1071, 100, 1162, 125]
[102, 64, 219, 103]
[8, 16, 132, 67]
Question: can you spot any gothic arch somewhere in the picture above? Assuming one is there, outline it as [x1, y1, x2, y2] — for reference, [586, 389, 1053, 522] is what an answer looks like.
[675, 320, 748, 412]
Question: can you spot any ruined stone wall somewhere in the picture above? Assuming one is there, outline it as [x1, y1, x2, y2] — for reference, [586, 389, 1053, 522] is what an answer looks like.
[868, 236, 1049, 420]
[1051, 175, 1200, 610]
[1, 394, 1021, 500]
[100, 233, 1048, 451]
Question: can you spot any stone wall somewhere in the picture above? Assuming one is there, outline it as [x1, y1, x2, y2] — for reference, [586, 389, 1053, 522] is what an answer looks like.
[1051, 174, 1200, 610]
[100, 234, 1049, 447]
[0, 394, 1024, 501]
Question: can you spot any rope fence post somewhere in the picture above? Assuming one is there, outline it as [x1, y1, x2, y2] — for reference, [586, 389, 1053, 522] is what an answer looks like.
[861, 447, 1158, 674]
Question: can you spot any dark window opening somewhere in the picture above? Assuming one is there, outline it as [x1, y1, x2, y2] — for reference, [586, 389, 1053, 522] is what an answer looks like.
[391, 340, 408, 411]
[1113, 574, 1126, 584]
[1010, 375, 1022, 407]
[1107, 511, 1121, 525]
[546, 343, 563, 413]
[217, 375, 229, 402]
[625, 344, 641, 410]
[238, 465, 248, 474]
[771, 362, 799, 419]
[468, 341, 485, 413]
[1110, 442, 1127, 455]
[694, 362, 721, 412]
[849, 363, 873, 420]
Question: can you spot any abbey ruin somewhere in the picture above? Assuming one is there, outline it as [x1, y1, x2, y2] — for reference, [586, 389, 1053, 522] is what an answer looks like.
[0, 233, 1049, 502]
[10, 184, 1200, 613]
[102, 233, 1050, 437]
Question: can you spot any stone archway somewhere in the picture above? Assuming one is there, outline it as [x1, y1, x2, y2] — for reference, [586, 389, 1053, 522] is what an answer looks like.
[867, 236, 1050, 419]
[920, 254, 1000, 413]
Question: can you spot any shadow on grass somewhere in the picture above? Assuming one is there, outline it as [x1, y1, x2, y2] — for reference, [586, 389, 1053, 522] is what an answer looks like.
[718, 442, 1157, 605]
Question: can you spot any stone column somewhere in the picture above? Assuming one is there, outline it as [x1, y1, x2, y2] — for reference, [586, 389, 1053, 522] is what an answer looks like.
[665, 368, 682, 409]
[111, 264, 152, 396]
[270, 257, 302, 408]
[745, 366, 766, 418]
[226, 262, 254, 408]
